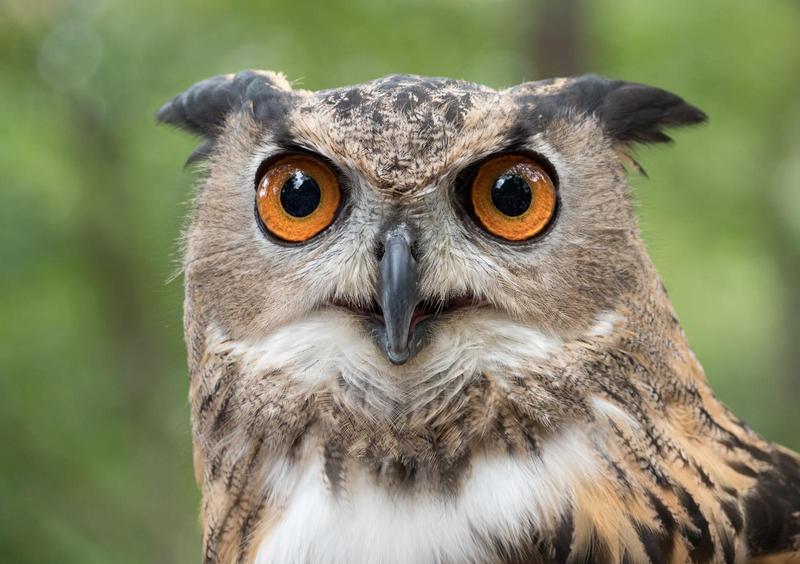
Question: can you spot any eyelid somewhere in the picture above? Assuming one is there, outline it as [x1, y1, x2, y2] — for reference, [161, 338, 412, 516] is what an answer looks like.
[458, 149, 559, 186]
[254, 147, 348, 189]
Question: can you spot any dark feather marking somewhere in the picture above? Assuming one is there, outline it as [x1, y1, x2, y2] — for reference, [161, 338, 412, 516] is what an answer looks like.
[727, 460, 758, 478]
[323, 440, 345, 495]
[203, 527, 219, 564]
[720, 499, 744, 534]
[198, 378, 223, 416]
[383, 456, 418, 486]
[606, 456, 633, 492]
[719, 528, 735, 564]
[649, 490, 678, 532]
[606, 417, 671, 488]
[743, 449, 800, 557]
[695, 464, 715, 489]
[235, 493, 267, 564]
[553, 509, 575, 562]
[692, 405, 768, 469]
[676, 487, 715, 563]
[197, 359, 237, 418]
[209, 445, 227, 481]
[441, 92, 472, 127]
[637, 491, 676, 563]
[723, 435, 773, 464]
[519, 421, 542, 455]
[327, 87, 363, 114]
[494, 409, 517, 455]
[205, 435, 266, 562]
[210, 383, 236, 436]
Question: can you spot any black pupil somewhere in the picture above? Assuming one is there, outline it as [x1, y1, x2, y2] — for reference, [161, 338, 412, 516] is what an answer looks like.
[280, 172, 321, 218]
[490, 173, 532, 217]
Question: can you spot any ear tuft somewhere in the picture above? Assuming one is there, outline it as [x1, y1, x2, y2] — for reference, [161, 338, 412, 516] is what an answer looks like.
[157, 73, 235, 138]
[156, 70, 292, 162]
[597, 81, 707, 146]
[533, 75, 708, 148]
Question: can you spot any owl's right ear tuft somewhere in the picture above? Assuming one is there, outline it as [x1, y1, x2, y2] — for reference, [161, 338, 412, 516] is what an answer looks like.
[156, 70, 293, 163]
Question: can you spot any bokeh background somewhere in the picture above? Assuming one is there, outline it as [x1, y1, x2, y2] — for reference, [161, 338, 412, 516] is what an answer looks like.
[1, 0, 799, 561]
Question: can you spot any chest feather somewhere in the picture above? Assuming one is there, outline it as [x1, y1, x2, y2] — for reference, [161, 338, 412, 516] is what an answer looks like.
[255, 430, 597, 564]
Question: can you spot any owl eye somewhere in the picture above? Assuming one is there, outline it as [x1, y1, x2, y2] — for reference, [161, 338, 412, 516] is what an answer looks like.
[256, 154, 342, 242]
[469, 155, 557, 241]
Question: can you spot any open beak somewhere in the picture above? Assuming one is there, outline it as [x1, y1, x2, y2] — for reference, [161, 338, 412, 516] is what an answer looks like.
[377, 226, 418, 364]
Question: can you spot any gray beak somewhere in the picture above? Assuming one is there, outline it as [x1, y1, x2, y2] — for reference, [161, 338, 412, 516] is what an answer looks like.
[378, 225, 418, 364]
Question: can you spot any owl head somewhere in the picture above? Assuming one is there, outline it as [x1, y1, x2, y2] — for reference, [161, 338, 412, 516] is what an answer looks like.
[159, 71, 704, 408]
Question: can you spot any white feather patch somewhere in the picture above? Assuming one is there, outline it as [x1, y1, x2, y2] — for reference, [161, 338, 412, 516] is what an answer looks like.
[212, 308, 563, 410]
[255, 428, 597, 564]
[585, 310, 622, 338]
[591, 397, 639, 431]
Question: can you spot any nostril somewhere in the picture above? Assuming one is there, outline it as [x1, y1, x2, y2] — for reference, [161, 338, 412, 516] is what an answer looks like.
[375, 240, 385, 261]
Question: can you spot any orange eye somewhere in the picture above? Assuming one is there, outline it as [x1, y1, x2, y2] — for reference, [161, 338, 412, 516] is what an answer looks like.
[256, 154, 341, 242]
[470, 155, 557, 241]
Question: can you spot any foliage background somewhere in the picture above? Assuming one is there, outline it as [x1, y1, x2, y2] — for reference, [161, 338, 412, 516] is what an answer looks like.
[1, 0, 798, 561]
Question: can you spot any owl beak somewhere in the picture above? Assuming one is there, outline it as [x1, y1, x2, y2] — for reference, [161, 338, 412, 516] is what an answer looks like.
[378, 226, 418, 365]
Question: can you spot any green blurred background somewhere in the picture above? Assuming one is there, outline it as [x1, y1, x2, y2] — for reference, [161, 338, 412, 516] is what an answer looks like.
[1, 0, 798, 561]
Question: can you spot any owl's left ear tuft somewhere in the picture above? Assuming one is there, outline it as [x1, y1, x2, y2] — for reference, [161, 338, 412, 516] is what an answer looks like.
[540, 75, 707, 175]
[595, 79, 707, 146]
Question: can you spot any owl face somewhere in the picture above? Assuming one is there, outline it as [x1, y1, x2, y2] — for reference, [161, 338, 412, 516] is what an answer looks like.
[163, 72, 704, 402]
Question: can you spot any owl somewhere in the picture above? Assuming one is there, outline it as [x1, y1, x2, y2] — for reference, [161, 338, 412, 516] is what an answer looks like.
[157, 71, 800, 564]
